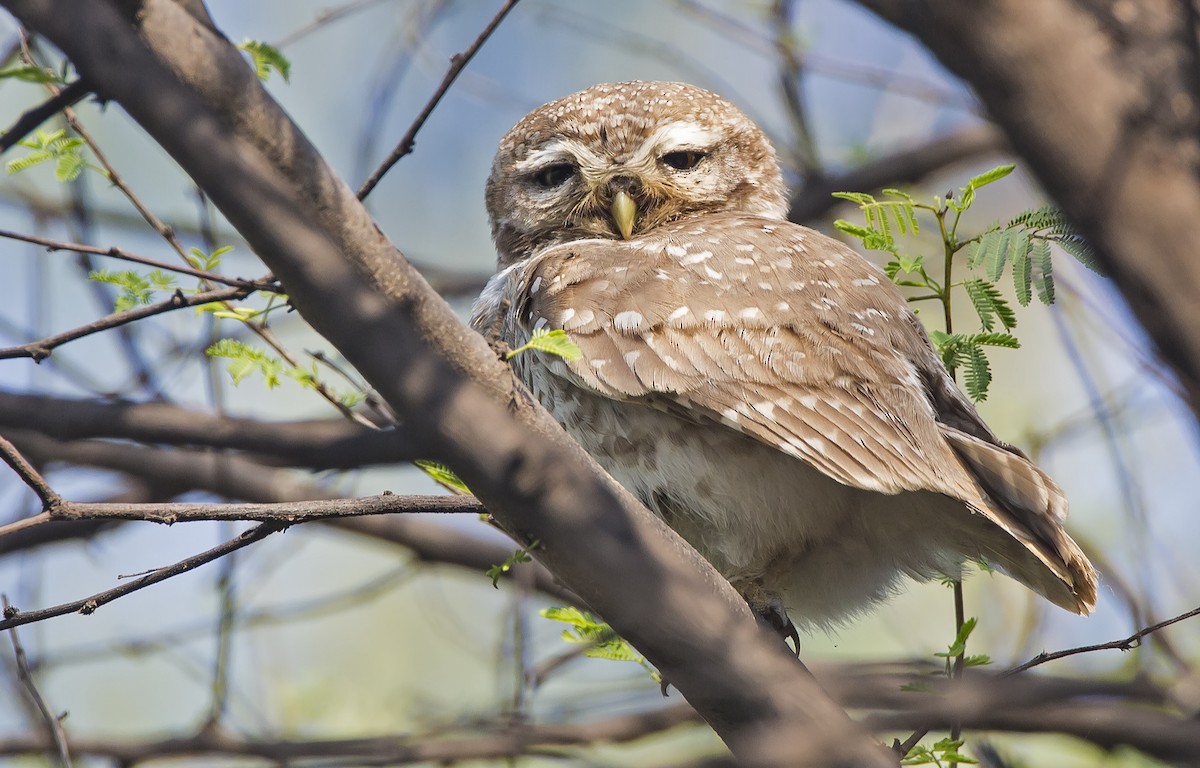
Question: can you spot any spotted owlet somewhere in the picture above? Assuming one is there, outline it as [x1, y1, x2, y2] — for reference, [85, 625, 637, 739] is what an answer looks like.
[471, 81, 1097, 631]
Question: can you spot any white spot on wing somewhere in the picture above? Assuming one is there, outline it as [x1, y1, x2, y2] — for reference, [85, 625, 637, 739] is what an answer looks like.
[667, 306, 691, 321]
[613, 310, 646, 330]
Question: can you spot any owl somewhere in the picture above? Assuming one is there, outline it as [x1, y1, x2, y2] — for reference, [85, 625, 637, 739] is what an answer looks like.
[471, 81, 1096, 634]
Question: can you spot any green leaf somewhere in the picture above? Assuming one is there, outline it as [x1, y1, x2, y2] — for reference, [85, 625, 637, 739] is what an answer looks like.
[486, 542, 536, 588]
[414, 459, 471, 494]
[238, 39, 291, 82]
[54, 151, 84, 181]
[0, 64, 64, 84]
[985, 229, 1010, 282]
[966, 163, 1015, 191]
[205, 338, 283, 387]
[963, 279, 1016, 332]
[966, 332, 1019, 349]
[505, 328, 582, 362]
[540, 607, 661, 682]
[1012, 232, 1033, 306]
[833, 219, 872, 239]
[187, 244, 234, 271]
[6, 149, 52, 175]
[935, 617, 979, 659]
[89, 269, 157, 311]
[964, 344, 993, 401]
[1056, 233, 1104, 274]
[527, 327, 582, 361]
[895, 253, 924, 275]
[1032, 237, 1055, 304]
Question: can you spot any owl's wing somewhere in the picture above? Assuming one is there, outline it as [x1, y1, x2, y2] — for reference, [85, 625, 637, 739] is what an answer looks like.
[519, 215, 966, 496]
[516, 213, 1095, 612]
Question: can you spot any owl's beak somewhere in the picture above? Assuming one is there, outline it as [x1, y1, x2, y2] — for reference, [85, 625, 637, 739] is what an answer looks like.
[610, 190, 637, 240]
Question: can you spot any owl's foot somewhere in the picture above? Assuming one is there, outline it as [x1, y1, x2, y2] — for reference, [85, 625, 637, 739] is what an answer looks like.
[736, 580, 801, 655]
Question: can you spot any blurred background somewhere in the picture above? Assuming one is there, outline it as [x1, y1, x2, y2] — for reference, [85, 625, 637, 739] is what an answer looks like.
[0, 1, 1195, 765]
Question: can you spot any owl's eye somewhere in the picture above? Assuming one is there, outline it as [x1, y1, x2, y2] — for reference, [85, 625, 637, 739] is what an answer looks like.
[660, 150, 707, 171]
[531, 163, 576, 188]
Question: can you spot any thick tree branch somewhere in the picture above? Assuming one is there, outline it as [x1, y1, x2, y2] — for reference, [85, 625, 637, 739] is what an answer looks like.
[0, 1, 891, 763]
[0, 704, 698, 764]
[0, 391, 414, 469]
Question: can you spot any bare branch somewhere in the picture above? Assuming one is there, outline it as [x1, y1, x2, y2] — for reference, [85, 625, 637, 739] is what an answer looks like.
[0, 523, 280, 632]
[355, 0, 521, 199]
[0, 285, 255, 361]
[1, 596, 72, 768]
[787, 123, 1006, 224]
[1007, 604, 1200, 675]
[0, 227, 277, 289]
[0, 493, 481, 539]
[0, 433, 59, 508]
[0, 432, 576, 601]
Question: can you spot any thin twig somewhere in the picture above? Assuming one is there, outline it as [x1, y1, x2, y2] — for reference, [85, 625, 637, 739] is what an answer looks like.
[0, 228, 278, 289]
[1006, 604, 1200, 675]
[273, 0, 392, 48]
[355, 0, 521, 200]
[0, 78, 91, 154]
[0, 285, 256, 361]
[0, 524, 281, 632]
[0, 493, 483, 538]
[19, 35, 190, 262]
[0, 434, 60, 509]
[769, 0, 822, 179]
[2, 596, 73, 768]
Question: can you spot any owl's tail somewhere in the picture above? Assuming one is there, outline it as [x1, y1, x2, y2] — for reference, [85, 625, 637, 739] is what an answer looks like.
[941, 426, 1098, 615]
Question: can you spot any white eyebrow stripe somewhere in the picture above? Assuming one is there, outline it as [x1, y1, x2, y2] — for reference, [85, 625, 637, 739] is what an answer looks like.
[651, 121, 720, 150]
[515, 139, 606, 174]
[623, 121, 721, 167]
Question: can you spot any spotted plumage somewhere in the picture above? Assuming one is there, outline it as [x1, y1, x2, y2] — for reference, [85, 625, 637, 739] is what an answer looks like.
[472, 81, 1096, 627]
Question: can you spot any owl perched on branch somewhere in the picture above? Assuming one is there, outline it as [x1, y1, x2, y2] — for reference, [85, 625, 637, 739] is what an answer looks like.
[471, 81, 1096, 635]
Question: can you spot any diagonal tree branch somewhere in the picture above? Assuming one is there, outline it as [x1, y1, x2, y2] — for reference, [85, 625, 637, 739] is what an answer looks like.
[0, 1, 892, 763]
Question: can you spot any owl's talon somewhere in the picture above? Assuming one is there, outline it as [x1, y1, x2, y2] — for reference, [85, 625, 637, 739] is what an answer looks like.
[755, 600, 801, 656]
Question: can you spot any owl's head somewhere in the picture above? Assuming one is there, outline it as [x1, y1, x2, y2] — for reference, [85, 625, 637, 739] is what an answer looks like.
[486, 81, 788, 266]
